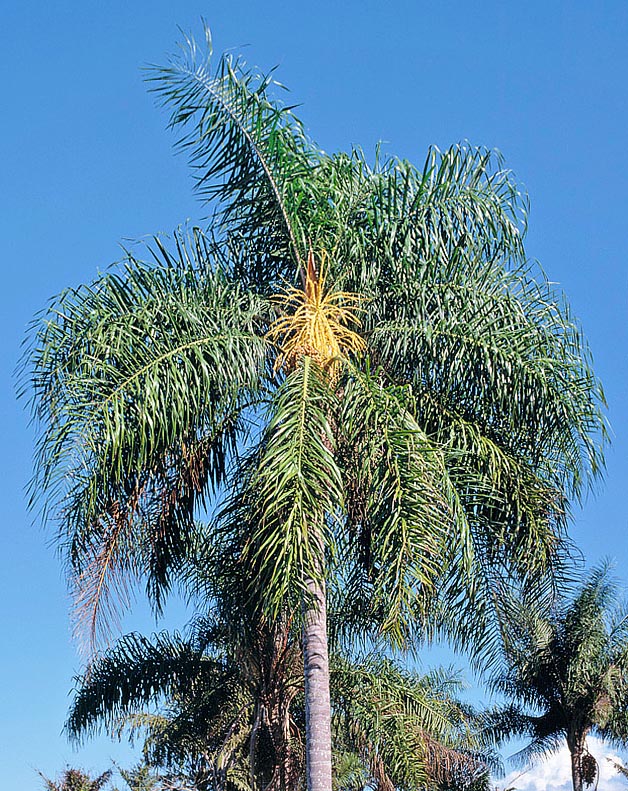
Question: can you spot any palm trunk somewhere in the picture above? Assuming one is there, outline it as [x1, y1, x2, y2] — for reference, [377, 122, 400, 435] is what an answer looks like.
[570, 749, 583, 791]
[303, 572, 333, 791]
[568, 734, 584, 791]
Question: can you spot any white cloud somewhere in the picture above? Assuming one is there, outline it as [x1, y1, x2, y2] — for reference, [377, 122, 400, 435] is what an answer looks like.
[498, 737, 628, 791]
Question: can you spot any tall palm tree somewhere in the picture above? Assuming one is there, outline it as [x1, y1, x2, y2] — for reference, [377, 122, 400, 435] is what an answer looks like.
[25, 28, 605, 791]
[489, 563, 628, 791]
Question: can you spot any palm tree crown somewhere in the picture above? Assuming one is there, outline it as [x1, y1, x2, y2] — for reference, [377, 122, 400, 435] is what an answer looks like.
[490, 563, 628, 791]
[38, 768, 112, 791]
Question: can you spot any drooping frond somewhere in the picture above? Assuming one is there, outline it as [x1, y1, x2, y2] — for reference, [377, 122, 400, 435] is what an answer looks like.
[316, 142, 605, 503]
[66, 626, 230, 741]
[24, 230, 269, 649]
[367, 251, 605, 504]
[323, 144, 527, 292]
[221, 357, 344, 614]
[291, 141, 606, 660]
[357, 247, 604, 660]
[147, 26, 318, 287]
[334, 364, 454, 642]
[68, 604, 304, 791]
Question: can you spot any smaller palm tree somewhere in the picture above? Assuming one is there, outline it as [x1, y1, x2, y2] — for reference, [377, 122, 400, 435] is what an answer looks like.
[489, 563, 628, 791]
[115, 762, 199, 791]
[331, 655, 499, 791]
[38, 767, 112, 791]
[67, 615, 302, 791]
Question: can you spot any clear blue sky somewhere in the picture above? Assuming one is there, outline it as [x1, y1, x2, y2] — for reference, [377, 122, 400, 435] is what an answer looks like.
[2, 2, 627, 788]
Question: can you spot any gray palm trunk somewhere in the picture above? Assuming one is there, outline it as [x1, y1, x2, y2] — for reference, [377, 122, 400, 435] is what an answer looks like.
[303, 573, 333, 791]
[568, 731, 585, 791]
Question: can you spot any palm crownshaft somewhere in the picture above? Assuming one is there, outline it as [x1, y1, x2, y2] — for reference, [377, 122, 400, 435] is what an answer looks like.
[25, 28, 606, 791]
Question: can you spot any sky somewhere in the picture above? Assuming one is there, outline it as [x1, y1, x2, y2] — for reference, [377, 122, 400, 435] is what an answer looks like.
[502, 737, 626, 791]
[2, 1, 628, 788]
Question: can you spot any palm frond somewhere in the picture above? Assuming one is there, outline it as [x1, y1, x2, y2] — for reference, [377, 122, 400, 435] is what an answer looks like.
[335, 364, 453, 641]
[327, 144, 527, 291]
[220, 357, 344, 614]
[367, 254, 605, 503]
[24, 229, 269, 648]
[66, 629, 235, 741]
[489, 563, 628, 773]
[332, 653, 497, 791]
[147, 26, 317, 286]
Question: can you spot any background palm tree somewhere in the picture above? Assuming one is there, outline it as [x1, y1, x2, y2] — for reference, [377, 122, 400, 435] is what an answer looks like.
[68, 617, 300, 791]
[331, 655, 498, 791]
[114, 762, 200, 791]
[67, 532, 499, 791]
[25, 28, 606, 791]
[67, 621, 497, 791]
[39, 768, 113, 791]
[489, 563, 628, 791]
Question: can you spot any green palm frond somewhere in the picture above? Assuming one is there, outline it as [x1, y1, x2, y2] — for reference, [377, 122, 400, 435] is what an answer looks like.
[25, 229, 269, 647]
[331, 653, 498, 791]
[222, 357, 344, 613]
[367, 254, 604, 502]
[376, 144, 526, 260]
[67, 606, 302, 791]
[326, 144, 527, 291]
[335, 364, 453, 641]
[66, 627, 237, 741]
[332, 143, 605, 510]
[147, 26, 317, 285]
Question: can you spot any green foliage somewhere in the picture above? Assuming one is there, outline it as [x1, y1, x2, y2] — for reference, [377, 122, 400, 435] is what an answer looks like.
[488, 563, 628, 781]
[68, 619, 498, 791]
[238, 358, 344, 612]
[332, 655, 498, 791]
[146, 26, 316, 283]
[39, 767, 113, 791]
[23, 25, 608, 791]
[26, 232, 269, 646]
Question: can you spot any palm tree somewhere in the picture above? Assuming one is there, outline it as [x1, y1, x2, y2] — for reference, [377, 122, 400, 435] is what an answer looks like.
[67, 621, 497, 791]
[67, 530, 497, 791]
[25, 28, 605, 791]
[489, 563, 628, 791]
[68, 618, 301, 791]
[331, 655, 498, 791]
[38, 768, 112, 791]
[115, 763, 198, 791]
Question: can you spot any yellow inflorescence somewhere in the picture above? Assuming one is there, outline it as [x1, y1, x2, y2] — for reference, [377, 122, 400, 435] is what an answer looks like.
[267, 249, 366, 379]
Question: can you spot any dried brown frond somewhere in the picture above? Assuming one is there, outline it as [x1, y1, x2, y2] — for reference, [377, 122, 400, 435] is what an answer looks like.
[72, 506, 138, 657]
[420, 730, 488, 787]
